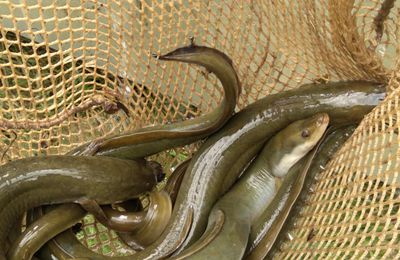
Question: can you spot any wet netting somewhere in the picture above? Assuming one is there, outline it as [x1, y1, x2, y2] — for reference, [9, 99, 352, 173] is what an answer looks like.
[0, 0, 399, 258]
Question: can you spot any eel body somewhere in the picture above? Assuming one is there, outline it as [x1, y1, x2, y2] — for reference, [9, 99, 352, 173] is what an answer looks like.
[36, 191, 172, 259]
[164, 159, 191, 205]
[8, 204, 86, 260]
[36, 81, 384, 260]
[143, 80, 384, 260]
[0, 156, 158, 259]
[61, 42, 384, 260]
[260, 126, 356, 259]
[118, 191, 173, 249]
[173, 114, 329, 259]
[68, 44, 241, 159]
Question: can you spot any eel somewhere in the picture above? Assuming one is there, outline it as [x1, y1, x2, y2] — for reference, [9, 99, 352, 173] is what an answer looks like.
[54, 81, 385, 260]
[68, 42, 241, 159]
[32, 205, 104, 260]
[146, 81, 384, 259]
[117, 191, 172, 249]
[0, 155, 158, 259]
[67, 158, 178, 242]
[7, 204, 86, 260]
[262, 125, 356, 259]
[244, 154, 315, 259]
[101, 205, 146, 233]
[171, 113, 329, 259]
[35, 191, 172, 259]
[164, 159, 191, 205]
[37, 230, 115, 260]
[40, 82, 384, 260]
[94, 191, 172, 234]
[14, 191, 170, 260]
[87, 80, 384, 260]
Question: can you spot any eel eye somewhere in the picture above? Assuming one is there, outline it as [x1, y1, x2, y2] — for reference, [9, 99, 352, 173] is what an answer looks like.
[301, 129, 310, 138]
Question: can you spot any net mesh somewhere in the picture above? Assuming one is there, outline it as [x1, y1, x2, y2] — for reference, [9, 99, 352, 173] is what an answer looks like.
[0, 0, 399, 258]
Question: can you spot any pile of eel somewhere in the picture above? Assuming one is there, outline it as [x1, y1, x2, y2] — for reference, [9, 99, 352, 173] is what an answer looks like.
[0, 41, 386, 260]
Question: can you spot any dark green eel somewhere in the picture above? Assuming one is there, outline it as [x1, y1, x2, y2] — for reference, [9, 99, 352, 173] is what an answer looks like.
[0, 156, 158, 260]
[244, 142, 321, 260]
[37, 81, 384, 260]
[14, 191, 171, 260]
[117, 191, 172, 249]
[33, 205, 103, 260]
[101, 204, 146, 233]
[261, 126, 356, 260]
[33, 160, 188, 259]
[68, 43, 241, 159]
[33, 191, 172, 259]
[164, 159, 191, 205]
[8, 204, 86, 260]
[164, 81, 385, 258]
[171, 114, 329, 259]
[91, 190, 172, 235]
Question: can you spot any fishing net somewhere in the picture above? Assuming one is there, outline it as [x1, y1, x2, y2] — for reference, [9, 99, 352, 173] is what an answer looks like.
[0, 0, 398, 258]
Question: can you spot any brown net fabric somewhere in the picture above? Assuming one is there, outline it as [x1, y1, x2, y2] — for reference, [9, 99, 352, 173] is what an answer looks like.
[0, 0, 399, 258]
